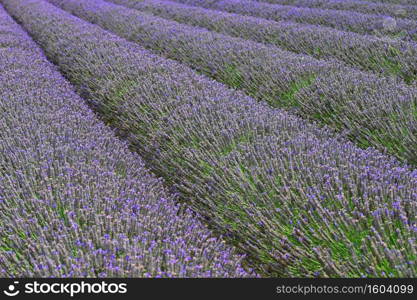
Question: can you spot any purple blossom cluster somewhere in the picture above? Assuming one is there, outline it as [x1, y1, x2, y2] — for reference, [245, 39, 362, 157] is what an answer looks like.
[172, 0, 417, 41]
[4, 0, 417, 277]
[49, 0, 417, 165]
[0, 4, 250, 278]
[107, 0, 417, 84]
[253, 0, 417, 20]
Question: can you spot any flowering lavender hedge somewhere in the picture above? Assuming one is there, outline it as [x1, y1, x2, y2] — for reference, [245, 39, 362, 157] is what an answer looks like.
[367, 0, 417, 6]
[108, 0, 417, 85]
[172, 0, 417, 41]
[5, 0, 417, 277]
[253, 0, 417, 20]
[49, 0, 417, 165]
[0, 4, 250, 278]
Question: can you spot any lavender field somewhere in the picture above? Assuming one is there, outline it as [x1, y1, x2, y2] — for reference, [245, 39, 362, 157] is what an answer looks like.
[0, 0, 416, 278]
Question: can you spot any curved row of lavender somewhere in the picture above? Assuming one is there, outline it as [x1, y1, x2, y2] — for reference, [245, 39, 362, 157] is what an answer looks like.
[252, 0, 417, 20]
[367, 0, 417, 6]
[107, 0, 417, 84]
[49, 0, 417, 166]
[172, 0, 417, 41]
[5, 0, 417, 277]
[0, 4, 250, 278]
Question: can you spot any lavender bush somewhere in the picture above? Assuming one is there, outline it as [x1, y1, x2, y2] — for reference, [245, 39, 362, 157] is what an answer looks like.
[366, 0, 417, 6]
[253, 0, 417, 20]
[49, 0, 417, 165]
[5, 0, 417, 277]
[172, 0, 417, 41]
[108, 0, 417, 84]
[0, 4, 250, 278]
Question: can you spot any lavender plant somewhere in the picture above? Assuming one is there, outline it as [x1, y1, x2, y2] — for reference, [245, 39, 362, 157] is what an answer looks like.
[107, 0, 417, 84]
[0, 4, 250, 278]
[49, 0, 417, 165]
[252, 0, 417, 20]
[172, 0, 417, 41]
[4, 0, 417, 277]
[366, 0, 417, 6]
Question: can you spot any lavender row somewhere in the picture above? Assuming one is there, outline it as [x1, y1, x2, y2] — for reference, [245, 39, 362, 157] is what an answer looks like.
[172, 0, 417, 41]
[50, 0, 417, 165]
[108, 0, 417, 84]
[253, 0, 417, 20]
[0, 4, 249, 278]
[367, 0, 417, 6]
[7, 0, 417, 277]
